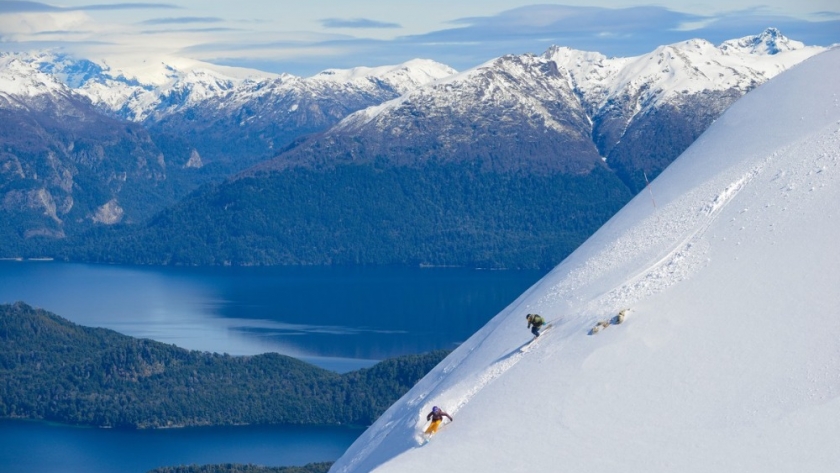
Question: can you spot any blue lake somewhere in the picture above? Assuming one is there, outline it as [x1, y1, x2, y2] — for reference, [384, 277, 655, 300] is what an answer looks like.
[0, 419, 363, 473]
[0, 261, 544, 471]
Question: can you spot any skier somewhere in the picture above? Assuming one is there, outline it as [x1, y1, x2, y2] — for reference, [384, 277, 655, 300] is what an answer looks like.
[526, 313, 545, 338]
[424, 406, 453, 438]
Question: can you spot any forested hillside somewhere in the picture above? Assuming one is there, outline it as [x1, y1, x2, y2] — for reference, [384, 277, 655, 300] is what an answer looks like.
[58, 163, 632, 269]
[0, 302, 448, 428]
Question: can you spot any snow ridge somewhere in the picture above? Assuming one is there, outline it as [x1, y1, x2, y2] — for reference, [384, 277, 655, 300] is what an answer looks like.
[0, 29, 822, 140]
[327, 28, 823, 141]
[0, 54, 72, 105]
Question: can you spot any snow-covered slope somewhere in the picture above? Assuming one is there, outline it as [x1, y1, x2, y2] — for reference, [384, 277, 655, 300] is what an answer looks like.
[330, 47, 840, 473]
[0, 54, 79, 110]
[0, 55, 67, 99]
[550, 28, 820, 117]
[310, 58, 458, 92]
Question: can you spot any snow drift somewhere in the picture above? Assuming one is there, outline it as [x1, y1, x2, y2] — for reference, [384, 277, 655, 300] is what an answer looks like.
[330, 47, 840, 473]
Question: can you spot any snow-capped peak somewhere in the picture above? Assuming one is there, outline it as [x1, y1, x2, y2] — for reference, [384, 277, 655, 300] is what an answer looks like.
[720, 27, 805, 55]
[0, 53, 72, 106]
[311, 58, 457, 93]
[73, 57, 277, 120]
[542, 29, 823, 115]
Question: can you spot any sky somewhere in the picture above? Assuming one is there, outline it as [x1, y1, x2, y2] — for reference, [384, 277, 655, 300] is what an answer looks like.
[329, 46, 840, 472]
[0, 1, 837, 76]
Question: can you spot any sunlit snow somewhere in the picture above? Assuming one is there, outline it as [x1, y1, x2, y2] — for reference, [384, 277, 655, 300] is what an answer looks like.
[330, 47, 840, 473]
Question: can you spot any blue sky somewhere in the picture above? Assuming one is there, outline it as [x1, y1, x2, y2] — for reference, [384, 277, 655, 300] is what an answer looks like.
[0, 1, 837, 75]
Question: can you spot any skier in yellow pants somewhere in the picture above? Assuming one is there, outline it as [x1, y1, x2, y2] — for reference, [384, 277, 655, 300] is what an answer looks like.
[424, 406, 453, 438]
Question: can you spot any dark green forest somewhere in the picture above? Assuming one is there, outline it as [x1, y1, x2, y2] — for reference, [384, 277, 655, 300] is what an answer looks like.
[0, 302, 448, 429]
[147, 462, 332, 473]
[53, 162, 632, 269]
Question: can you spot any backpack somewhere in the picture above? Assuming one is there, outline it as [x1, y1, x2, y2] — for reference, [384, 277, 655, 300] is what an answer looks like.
[531, 314, 544, 326]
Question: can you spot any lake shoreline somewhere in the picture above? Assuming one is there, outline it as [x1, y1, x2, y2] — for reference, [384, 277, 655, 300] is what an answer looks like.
[0, 261, 541, 472]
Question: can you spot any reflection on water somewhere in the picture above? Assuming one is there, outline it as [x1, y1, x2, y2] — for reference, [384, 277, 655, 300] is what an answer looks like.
[0, 261, 543, 371]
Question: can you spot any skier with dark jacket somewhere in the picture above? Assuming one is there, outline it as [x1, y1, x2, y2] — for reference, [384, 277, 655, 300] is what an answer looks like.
[424, 406, 453, 437]
[526, 313, 545, 337]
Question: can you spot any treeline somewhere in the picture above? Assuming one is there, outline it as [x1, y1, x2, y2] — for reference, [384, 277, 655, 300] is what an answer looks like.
[51, 162, 632, 269]
[0, 302, 448, 429]
[147, 462, 332, 473]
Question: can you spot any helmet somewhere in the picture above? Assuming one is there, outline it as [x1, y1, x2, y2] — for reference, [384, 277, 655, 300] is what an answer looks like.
[432, 406, 440, 413]
[526, 314, 532, 319]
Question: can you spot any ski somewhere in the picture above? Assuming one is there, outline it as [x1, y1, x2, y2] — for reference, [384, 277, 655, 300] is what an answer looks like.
[520, 323, 553, 352]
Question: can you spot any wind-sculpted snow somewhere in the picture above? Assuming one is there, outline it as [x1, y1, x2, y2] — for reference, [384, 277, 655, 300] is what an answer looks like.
[330, 48, 840, 473]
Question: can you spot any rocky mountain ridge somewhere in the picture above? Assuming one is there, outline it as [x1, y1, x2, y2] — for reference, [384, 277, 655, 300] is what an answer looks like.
[0, 54, 168, 243]
[264, 29, 823, 191]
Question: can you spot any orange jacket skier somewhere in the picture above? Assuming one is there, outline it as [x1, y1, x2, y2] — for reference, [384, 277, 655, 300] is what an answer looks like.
[424, 406, 452, 437]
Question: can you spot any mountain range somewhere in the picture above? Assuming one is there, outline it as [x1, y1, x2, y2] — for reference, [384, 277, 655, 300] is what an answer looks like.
[0, 29, 826, 268]
[0, 53, 454, 254]
[262, 28, 818, 186]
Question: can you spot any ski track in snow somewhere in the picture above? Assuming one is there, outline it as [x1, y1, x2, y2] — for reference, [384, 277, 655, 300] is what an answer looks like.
[532, 151, 772, 324]
[416, 341, 520, 418]
[532, 113, 840, 326]
[367, 292, 549, 449]
[438, 344, 527, 414]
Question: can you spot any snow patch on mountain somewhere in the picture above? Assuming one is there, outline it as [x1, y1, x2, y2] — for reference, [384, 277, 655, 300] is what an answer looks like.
[1, 29, 820, 134]
[720, 27, 805, 55]
[328, 46, 840, 473]
[545, 29, 824, 116]
[0, 51, 456, 124]
[76, 61, 274, 121]
[333, 52, 586, 135]
[76, 56, 454, 122]
[0, 54, 71, 104]
[312, 58, 457, 93]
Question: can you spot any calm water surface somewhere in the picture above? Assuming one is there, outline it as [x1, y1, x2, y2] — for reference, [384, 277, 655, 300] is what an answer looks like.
[0, 261, 543, 370]
[0, 261, 544, 471]
[0, 419, 363, 473]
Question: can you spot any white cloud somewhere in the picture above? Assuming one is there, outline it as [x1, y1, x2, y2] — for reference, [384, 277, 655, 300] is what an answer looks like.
[673, 18, 719, 31]
[0, 11, 94, 38]
[1, 3, 838, 76]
